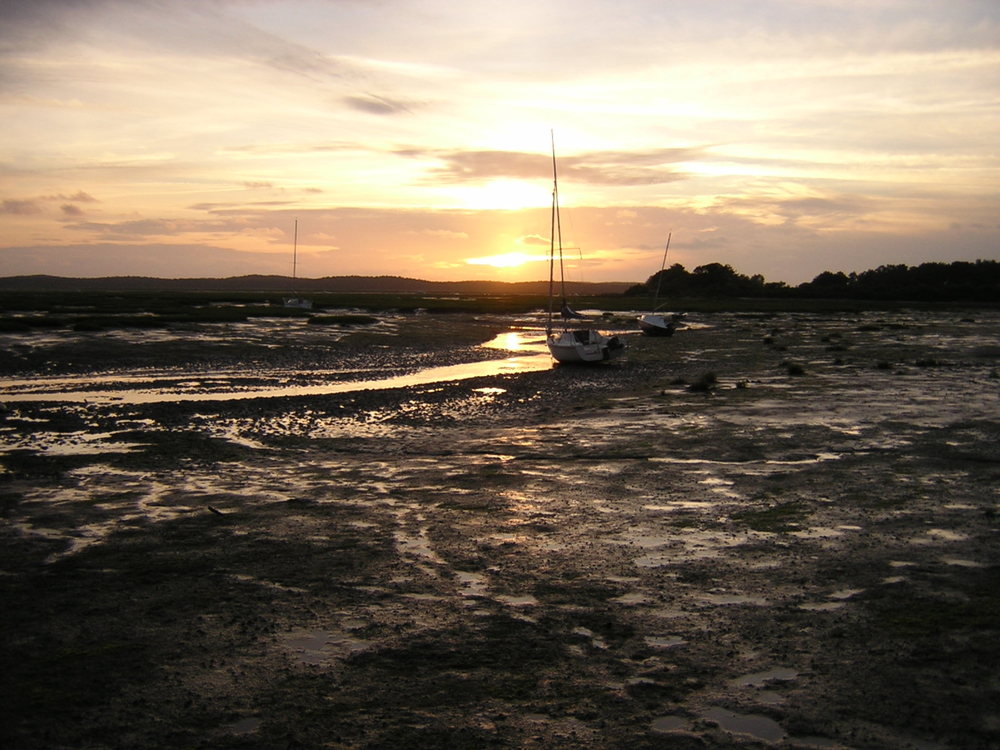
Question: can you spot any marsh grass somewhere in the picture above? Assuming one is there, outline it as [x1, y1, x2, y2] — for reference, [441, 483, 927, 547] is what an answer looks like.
[3, 289, 988, 320]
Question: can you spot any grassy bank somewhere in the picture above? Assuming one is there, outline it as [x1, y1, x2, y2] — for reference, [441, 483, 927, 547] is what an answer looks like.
[3, 288, 998, 329]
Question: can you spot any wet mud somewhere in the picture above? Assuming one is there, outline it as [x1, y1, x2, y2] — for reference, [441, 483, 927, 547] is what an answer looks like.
[2, 309, 999, 749]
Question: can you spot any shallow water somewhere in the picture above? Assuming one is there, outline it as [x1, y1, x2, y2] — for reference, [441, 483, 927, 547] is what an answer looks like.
[0, 331, 552, 404]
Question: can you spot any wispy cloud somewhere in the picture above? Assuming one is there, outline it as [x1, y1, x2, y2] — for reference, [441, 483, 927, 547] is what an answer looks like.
[1, 199, 42, 215]
[406, 146, 704, 186]
[343, 94, 413, 116]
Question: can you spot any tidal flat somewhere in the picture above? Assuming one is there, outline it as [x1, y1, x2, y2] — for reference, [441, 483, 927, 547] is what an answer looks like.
[1, 307, 999, 749]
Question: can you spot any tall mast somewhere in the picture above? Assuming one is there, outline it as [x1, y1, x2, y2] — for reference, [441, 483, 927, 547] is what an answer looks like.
[292, 218, 298, 281]
[551, 131, 567, 307]
[651, 232, 671, 311]
[547, 131, 558, 333]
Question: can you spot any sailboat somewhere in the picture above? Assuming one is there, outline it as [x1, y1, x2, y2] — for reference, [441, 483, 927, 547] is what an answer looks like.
[545, 133, 626, 364]
[283, 218, 313, 309]
[637, 233, 681, 337]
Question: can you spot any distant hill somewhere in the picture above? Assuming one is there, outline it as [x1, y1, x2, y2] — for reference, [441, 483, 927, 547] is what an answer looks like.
[0, 274, 633, 296]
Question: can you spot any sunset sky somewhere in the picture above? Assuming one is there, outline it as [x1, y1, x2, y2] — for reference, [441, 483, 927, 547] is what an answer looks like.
[1, 0, 998, 285]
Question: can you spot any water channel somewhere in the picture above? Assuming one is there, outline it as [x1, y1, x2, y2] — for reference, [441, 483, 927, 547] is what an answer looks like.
[0, 331, 554, 404]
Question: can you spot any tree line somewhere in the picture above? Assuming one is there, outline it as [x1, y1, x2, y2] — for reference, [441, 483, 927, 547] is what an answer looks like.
[625, 260, 1000, 302]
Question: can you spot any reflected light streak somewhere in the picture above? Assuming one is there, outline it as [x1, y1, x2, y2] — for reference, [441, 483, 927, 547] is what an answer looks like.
[0, 351, 552, 404]
[481, 331, 548, 353]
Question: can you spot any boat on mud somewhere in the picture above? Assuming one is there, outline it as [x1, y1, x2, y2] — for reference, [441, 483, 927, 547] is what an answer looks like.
[637, 233, 682, 337]
[545, 134, 626, 364]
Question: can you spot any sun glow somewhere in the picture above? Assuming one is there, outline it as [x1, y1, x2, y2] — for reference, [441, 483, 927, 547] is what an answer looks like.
[456, 180, 550, 210]
[465, 251, 549, 269]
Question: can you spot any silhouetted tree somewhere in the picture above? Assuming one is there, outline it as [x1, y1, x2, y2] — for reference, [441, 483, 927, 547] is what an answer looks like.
[624, 259, 999, 301]
[800, 270, 855, 297]
[795, 260, 999, 300]
[625, 263, 692, 297]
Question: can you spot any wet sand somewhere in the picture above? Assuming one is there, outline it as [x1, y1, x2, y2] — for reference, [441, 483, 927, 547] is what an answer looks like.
[2, 309, 999, 749]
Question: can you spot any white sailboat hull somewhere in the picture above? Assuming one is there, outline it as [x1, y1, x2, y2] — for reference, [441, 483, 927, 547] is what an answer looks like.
[638, 313, 675, 337]
[547, 329, 626, 364]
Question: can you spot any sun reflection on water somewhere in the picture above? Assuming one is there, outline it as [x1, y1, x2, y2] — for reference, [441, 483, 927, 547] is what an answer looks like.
[481, 330, 547, 353]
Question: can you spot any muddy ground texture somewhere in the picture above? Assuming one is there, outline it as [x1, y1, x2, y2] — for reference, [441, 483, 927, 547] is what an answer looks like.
[1, 309, 999, 749]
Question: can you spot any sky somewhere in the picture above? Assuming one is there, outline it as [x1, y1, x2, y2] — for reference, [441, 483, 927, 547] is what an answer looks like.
[1, 0, 998, 285]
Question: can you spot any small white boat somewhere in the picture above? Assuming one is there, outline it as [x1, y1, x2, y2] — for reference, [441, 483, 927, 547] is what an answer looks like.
[544, 133, 626, 364]
[637, 312, 677, 337]
[547, 326, 626, 364]
[282, 297, 313, 310]
[637, 232, 680, 337]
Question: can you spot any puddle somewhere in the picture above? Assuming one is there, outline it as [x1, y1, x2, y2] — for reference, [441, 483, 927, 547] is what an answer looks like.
[611, 592, 651, 605]
[645, 635, 686, 649]
[282, 630, 370, 665]
[495, 594, 538, 607]
[0, 429, 148, 456]
[572, 626, 608, 650]
[394, 526, 445, 566]
[650, 715, 689, 734]
[789, 737, 844, 748]
[799, 601, 845, 612]
[225, 717, 263, 735]
[701, 706, 787, 743]
[828, 588, 864, 600]
[730, 667, 798, 688]
[697, 592, 769, 607]
[940, 557, 985, 568]
[923, 529, 968, 542]
[454, 570, 489, 599]
[481, 331, 547, 353]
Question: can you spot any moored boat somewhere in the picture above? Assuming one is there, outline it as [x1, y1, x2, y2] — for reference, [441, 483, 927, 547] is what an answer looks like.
[544, 133, 625, 364]
[637, 232, 682, 337]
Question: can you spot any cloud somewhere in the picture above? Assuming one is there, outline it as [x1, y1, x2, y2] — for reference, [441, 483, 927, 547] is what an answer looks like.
[42, 191, 98, 203]
[709, 192, 877, 228]
[1, 1, 996, 286]
[406, 146, 703, 186]
[61, 215, 277, 241]
[519, 234, 550, 247]
[343, 94, 413, 115]
[0, 241, 291, 278]
[1, 191, 97, 217]
[404, 229, 469, 240]
[1, 199, 41, 215]
[465, 251, 549, 268]
[0, 0, 402, 111]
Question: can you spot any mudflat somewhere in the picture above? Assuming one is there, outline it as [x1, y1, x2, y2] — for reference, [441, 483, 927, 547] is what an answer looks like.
[1, 308, 999, 749]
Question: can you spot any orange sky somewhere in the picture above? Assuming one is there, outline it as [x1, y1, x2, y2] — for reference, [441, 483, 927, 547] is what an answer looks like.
[2, 0, 998, 284]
